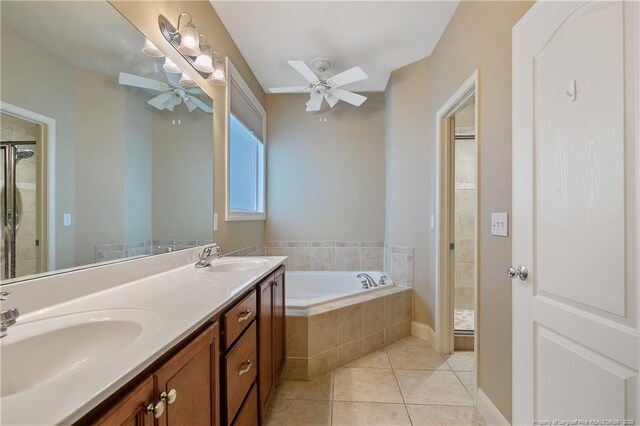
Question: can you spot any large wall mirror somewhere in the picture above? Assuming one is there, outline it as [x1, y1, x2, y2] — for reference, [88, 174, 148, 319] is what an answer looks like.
[0, 1, 214, 283]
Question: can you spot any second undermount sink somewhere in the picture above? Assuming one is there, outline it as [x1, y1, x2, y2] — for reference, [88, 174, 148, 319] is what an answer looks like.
[0, 309, 161, 398]
[209, 259, 269, 273]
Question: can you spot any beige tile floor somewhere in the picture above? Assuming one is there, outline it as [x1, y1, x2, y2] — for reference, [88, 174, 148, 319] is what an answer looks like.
[265, 336, 485, 426]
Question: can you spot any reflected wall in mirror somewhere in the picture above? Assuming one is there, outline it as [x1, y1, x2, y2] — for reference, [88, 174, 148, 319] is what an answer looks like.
[0, 1, 214, 282]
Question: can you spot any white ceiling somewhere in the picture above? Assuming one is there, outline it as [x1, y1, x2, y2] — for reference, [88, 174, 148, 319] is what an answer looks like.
[211, 1, 459, 92]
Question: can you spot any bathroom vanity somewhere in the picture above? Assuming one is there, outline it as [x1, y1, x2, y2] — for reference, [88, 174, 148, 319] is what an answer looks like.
[0, 251, 286, 426]
[91, 264, 285, 426]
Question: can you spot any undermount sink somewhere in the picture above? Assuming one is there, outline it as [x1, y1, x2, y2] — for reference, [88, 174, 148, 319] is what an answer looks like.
[209, 259, 269, 273]
[1, 309, 161, 397]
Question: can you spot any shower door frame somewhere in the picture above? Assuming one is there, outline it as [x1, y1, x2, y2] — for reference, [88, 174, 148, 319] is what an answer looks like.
[2, 140, 38, 278]
[1, 101, 56, 275]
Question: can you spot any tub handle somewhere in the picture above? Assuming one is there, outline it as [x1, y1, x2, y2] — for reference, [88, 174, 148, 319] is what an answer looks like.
[238, 359, 252, 376]
[238, 309, 252, 323]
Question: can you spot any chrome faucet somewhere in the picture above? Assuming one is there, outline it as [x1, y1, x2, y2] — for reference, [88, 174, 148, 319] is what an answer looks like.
[195, 244, 222, 268]
[0, 307, 20, 338]
[379, 274, 389, 286]
[357, 273, 378, 289]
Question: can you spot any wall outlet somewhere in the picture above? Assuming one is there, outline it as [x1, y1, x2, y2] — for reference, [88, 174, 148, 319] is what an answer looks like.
[63, 213, 72, 227]
[491, 212, 509, 237]
[213, 213, 218, 231]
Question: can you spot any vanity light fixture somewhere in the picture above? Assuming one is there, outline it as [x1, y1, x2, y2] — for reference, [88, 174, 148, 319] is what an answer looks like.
[179, 72, 198, 88]
[208, 58, 227, 86]
[158, 14, 227, 86]
[142, 38, 164, 58]
[163, 57, 182, 74]
[193, 38, 214, 73]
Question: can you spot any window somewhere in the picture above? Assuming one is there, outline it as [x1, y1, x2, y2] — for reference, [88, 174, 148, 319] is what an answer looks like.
[226, 59, 266, 220]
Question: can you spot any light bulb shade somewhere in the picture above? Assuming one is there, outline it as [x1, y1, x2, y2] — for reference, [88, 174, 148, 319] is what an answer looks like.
[193, 44, 214, 73]
[208, 61, 227, 86]
[177, 22, 201, 57]
[163, 57, 181, 74]
[179, 72, 198, 88]
[142, 38, 165, 58]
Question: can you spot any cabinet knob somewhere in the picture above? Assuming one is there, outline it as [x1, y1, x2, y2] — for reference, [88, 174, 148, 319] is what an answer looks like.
[238, 359, 252, 376]
[146, 400, 164, 418]
[238, 309, 252, 323]
[166, 389, 177, 404]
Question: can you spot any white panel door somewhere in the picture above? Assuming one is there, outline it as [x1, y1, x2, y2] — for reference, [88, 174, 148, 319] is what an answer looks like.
[513, 1, 639, 425]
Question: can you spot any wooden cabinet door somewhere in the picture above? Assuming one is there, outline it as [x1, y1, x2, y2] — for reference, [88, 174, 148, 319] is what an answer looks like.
[155, 322, 220, 426]
[94, 377, 155, 426]
[272, 271, 285, 379]
[258, 279, 273, 413]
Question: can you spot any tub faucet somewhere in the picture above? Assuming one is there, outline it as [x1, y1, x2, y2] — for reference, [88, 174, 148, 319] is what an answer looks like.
[0, 307, 20, 338]
[379, 275, 389, 286]
[357, 273, 378, 289]
[195, 244, 222, 268]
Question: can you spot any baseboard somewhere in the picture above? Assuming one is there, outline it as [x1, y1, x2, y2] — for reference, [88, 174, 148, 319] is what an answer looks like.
[476, 388, 510, 426]
[411, 321, 435, 346]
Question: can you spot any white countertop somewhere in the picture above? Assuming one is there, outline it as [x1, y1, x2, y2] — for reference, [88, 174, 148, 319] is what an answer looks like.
[0, 255, 286, 426]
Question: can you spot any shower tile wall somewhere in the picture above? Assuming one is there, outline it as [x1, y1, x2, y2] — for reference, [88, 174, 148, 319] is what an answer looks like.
[1, 114, 40, 279]
[454, 135, 476, 312]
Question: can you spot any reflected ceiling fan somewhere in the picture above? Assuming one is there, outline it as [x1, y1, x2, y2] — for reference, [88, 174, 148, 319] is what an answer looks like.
[118, 72, 213, 113]
[268, 59, 368, 112]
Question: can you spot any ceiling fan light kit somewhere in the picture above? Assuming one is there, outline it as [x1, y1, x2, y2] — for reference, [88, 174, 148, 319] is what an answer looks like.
[158, 13, 227, 86]
[142, 38, 165, 58]
[269, 59, 368, 112]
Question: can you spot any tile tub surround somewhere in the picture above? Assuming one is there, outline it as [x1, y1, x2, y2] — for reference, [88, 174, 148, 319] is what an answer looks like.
[384, 244, 415, 287]
[265, 241, 384, 271]
[283, 286, 412, 380]
[94, 239, 215, 262]
[225, 242, 265, 257]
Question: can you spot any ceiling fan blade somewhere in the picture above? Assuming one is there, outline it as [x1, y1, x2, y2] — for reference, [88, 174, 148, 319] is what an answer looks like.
[268, 86, 310, 94]
[288, 60, 319, 84]
[327, 66, 368, 88]
[184, 99, 198, 112]
[147, 92, 174, 110]
[324, 93, 340, 108]
[330, 89, 367, 107]
[119, 72, 169, 92]
[305, 91, 324, 112]
[188, 96, 213, 114]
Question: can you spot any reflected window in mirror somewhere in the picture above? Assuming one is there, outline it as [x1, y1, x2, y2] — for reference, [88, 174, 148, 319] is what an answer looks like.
[0, 0, 214, 282]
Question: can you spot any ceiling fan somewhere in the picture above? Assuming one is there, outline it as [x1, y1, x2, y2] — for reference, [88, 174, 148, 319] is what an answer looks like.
[118, 72, 213, 114]
[268, 59, 368, 112]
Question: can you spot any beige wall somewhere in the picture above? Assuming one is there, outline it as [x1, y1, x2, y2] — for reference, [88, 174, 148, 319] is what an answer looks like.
[111, 1, 267, 253]
[151, 109, 213, 240]
[384, 1, 533, 420]
[266, 93, 385, 242]
[1, 27, 77, 269]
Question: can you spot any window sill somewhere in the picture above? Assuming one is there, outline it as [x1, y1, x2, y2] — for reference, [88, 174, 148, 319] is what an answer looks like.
[226, 211, 266, 221]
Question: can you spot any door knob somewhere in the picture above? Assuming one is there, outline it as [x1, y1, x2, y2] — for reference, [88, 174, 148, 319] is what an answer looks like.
[507, 265, 528, 281]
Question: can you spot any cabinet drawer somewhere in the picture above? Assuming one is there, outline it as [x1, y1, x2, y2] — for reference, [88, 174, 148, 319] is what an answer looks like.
[224, 289, 257, 349]
[225, 322, 257, 424]
[232, 383, 258, 426]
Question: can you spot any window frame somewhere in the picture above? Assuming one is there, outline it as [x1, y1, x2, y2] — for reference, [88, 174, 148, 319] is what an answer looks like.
[225, 58, 267, 221]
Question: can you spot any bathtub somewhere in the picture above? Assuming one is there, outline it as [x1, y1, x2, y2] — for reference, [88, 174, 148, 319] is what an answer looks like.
[286, 271, 391, 308]
[282, 270, 412, 380]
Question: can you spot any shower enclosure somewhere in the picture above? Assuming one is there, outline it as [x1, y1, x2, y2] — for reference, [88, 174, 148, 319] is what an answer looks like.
[1, 113, 41, 280]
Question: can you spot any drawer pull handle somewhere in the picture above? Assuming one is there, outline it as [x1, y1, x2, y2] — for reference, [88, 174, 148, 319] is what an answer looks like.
[238, 310, 252, 323]
[147, 400, 165, 418]
[238, 359, 252, 376]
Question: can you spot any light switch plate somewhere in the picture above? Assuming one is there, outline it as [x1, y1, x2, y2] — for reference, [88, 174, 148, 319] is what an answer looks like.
[63, 213, 72, 227]
[491, 212, 509, 237]
[213, 213, 218, 231]
[430, 214, 435, 229]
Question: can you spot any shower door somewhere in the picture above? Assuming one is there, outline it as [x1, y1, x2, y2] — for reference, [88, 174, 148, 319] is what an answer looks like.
[1, 140, 39, 280]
